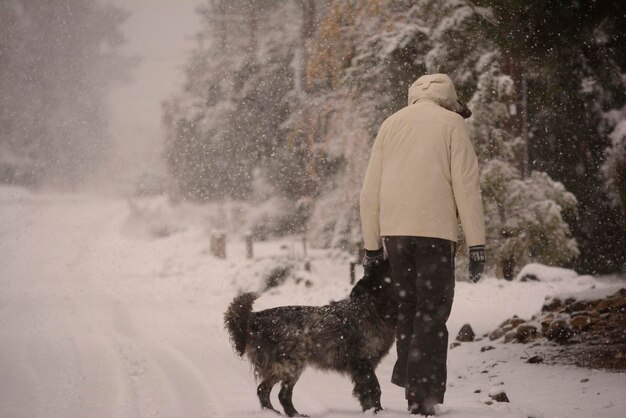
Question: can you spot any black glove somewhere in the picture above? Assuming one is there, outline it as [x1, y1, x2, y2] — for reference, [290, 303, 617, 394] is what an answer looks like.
[469, 245, 485, 283]
[363, 248, 385, 274]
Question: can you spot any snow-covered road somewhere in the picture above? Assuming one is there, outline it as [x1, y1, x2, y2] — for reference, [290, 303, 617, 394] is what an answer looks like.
[1, 188, 624, 418]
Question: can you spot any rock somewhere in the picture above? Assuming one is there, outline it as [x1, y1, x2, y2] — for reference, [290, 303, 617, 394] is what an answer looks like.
[481, 345, 495, 352]
[474, 389, 482, 393]
[546, 319, 573, 343]
[564, 300, 596, 314]
[495, 316, 528, 336]
[570, 315, 593, 331]
[457, 323, 475, 342]
[519, 273, 540, 282]
[580, 378, 590, 383]
[509, 317, 526, 327]
[489, 327, 506, 341]
[540, 318, 554, 334]
[503, 331, 517, 343]
[506, 318, 526, 331]
[542, 298, 563, 312]
[500, 316, 526, 332]
[516, 324, 538, 343]
[587, 310, 601, 318]
[450, 341, 461, 349]
[489, 390, 510, 403]
[485, 288, 626, 370]
[594, 294, 626, 314]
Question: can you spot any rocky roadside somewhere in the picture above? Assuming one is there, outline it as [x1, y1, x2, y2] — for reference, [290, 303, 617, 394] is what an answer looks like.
[480, 288, 626, 370]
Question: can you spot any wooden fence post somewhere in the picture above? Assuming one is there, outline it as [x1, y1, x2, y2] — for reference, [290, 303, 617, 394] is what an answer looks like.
[211, 232, 226, 259]
[354, 242, 365, 264]
[245, 234, 253, 259]
[350, 261, 356, 284]
[349, 242, 365, 284]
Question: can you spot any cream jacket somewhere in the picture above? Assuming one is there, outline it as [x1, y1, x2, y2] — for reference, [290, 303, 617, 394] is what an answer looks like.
[360, 74, 485, 250]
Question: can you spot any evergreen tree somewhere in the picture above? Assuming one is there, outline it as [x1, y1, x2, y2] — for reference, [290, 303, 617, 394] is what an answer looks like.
[471, 0, 626, 273]
[302, 0, 581, 275]
[164, 0, 309, 201]
[470, 60, 578, 278]
[602, 106, 626, 212]
[0, 0, 133, 187]
[303, 0, 432, 247]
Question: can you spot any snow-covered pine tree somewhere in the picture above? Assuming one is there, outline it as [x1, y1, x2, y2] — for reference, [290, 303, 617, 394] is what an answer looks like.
[416, 0, 580, 278]
[303, 1, 433, 248]
[466, 60, 579, 279]
[602, 106, 626, 214]
[300, 0, 579, 276]
[0, 0, 133, 187]
[163, 0, 303, 201]
[470, 0, 626, 273]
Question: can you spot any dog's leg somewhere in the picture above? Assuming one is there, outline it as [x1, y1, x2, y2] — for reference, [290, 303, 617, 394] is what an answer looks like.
[349, 359, 382, 413]
[278, 370, 306, 417]
[257, 376, 280, 414]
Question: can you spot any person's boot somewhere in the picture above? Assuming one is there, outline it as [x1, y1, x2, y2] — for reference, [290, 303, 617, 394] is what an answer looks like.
[407, 388, 424, 415]
[417, 397, 437, 416]
[409, 403, 436, 416]
[406, 387, 416, 412]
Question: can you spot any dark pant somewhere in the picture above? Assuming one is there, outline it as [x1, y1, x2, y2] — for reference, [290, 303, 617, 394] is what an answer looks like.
[384, 236, 455, 405]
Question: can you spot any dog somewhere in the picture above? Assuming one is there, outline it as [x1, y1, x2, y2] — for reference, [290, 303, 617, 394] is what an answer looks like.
[224, 259, 396, 417]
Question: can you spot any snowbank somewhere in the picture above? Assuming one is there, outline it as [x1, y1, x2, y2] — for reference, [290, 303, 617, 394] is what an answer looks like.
[515, 263, 594, 283]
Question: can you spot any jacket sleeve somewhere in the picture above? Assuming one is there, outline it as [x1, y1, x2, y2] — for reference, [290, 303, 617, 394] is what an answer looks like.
[451, 121, 486, 247]
[360, 121, 386, 251]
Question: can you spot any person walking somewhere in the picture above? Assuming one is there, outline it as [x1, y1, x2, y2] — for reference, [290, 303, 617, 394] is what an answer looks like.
[359, 73, 486, 416]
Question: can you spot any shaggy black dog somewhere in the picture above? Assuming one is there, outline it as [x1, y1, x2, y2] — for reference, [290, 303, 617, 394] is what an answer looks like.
[224, 260, 396, 417]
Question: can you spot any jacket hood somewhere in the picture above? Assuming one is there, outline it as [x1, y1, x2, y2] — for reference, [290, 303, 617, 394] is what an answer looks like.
[408, 73, 459, 110]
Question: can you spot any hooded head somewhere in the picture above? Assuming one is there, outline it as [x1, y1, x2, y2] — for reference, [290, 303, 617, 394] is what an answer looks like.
[407, 73, 471, 118]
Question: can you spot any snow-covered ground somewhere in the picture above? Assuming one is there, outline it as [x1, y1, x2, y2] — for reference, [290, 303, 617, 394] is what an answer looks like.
[1, 187, 624, 418]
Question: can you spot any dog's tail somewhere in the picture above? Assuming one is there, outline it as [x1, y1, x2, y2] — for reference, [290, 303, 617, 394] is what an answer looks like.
[224, 292, 259, 356]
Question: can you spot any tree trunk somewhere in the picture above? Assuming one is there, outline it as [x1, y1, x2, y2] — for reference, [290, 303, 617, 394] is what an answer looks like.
[502, 54, 529, 178]
[501, 256, 516, 281]
[301, 0, 315, 93]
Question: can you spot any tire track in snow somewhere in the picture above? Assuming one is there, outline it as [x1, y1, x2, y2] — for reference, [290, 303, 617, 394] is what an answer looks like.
[144, 343, 223, 418]
[101, 292, 225, 418]
[0, 198, 135, 418]
[201, 339, 258, 416]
